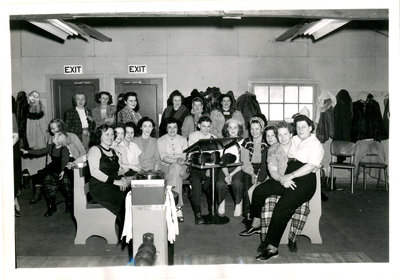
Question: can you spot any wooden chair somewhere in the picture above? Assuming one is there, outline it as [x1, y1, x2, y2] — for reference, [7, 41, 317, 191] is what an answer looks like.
[329, 141, 356, 193]
[73, 163, 118, 245]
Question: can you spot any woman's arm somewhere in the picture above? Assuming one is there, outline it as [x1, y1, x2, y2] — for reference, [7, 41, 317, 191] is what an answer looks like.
[88, 146, 114, 183]
[240, 147, 254, 176]
[280, 163, 317, 184]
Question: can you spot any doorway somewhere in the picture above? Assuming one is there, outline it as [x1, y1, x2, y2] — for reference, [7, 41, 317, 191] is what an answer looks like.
[52, 79, 99, 119]
[115, 78, 163, 129]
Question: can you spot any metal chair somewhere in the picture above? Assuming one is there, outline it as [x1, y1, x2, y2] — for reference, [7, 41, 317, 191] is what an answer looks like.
[359, 154, 388, 191]
[329, 141, 356, 193]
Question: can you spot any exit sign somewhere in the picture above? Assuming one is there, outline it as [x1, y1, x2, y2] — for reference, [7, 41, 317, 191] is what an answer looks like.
[64, 65, 83, 75]
[128, 65, 147, 74]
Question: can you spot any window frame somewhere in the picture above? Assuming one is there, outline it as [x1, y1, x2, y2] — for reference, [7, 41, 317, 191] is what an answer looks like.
[248, 79, 319, 125]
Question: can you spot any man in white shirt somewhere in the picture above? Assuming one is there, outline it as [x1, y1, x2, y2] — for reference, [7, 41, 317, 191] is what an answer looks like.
[188, 115, 216, 224]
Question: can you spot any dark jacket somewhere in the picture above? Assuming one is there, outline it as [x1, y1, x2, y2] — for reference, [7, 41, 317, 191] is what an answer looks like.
[236, 93, 262, 130]
[316, 100, 335, 143]
[351, 95, 385, 142]
[333, 89, 352, 141]
[158, 105, 190, 136]
[64, 107, 96, 141]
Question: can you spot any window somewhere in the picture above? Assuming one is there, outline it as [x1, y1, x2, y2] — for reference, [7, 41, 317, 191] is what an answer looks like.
[250, 82, 316, 122]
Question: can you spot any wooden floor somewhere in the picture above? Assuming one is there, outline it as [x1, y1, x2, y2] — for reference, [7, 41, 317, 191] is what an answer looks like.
[16, 251, 372, 268]
[14, 181, 388, 269]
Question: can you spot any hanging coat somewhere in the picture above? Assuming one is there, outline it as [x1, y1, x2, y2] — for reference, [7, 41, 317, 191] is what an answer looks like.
[333, 89, 352, 141]
[351, 94, 385, 142]
[236, 92, 262, 130]
[382, 96, 389, 140]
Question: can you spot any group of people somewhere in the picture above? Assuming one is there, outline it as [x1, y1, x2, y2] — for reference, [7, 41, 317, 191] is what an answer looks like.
[14, 88, 324, 261]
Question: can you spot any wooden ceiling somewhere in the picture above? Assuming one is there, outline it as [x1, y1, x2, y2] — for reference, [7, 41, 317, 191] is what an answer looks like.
[10, 9, 388, 21]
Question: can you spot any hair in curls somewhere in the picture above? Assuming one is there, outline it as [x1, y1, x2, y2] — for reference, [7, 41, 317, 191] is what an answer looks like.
[293, 114, 315, 133]
[275, 121, 294, 134]
[167, 90, 184, 107]
[48, 118, 68, 136]
[123, 121, 136, 134]
[92, 124, 114, 146]
[265, 125, 277, 138]
[123, 92, 140, 112]
[96, 91, 113, 105]
[222, 121, 244, 138]
[71, 92, 87, 107]
[137, 116, 157, 137]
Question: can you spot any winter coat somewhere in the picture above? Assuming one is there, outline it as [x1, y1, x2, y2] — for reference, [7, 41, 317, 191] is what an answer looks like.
[333, 90, 352, 141]
[351, 95, 385, 142]
[236, 93, 262, 130]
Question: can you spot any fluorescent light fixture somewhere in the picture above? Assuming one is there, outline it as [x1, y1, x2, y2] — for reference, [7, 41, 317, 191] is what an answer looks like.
[28, 20, 69, 40]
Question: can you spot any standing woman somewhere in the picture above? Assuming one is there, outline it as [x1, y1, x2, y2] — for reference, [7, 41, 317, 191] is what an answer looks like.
[92, 91, 117, 128]
[241, 117, 269, 227]
[87, 124, 130, 228]
[133, 117, 161, 171]
[64, 92, 96, 151]
[158, 90, 190, 137]
[26, 90, 48, 149]
[256, 115, 324, 261]
[210, 93, 245, 138]
[117, 92, 142, 126]
[181, 97, 207, 139]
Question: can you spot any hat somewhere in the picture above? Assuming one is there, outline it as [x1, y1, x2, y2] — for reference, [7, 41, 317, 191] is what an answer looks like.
[249, 116, 265, 131]
[284, 106, 310, 123]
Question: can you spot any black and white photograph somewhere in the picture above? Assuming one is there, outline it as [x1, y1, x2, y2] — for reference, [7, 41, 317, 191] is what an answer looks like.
[0, 0, 399, 279]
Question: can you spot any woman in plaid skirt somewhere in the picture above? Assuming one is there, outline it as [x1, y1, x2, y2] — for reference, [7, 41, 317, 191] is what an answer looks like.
[255, 115, 324, 261]
[22, 131, 74, 217]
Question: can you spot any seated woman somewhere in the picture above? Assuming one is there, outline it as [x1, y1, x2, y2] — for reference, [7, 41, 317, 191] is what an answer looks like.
[158, 90, 190, 137]
[87, 124, 130, 228]
[240, 125, 278, 235]
[255, 115, 324, 261]
[241, 117, 271, 227]
[115, 122, 142, 177]
[215, 118, 245, 217]
[133, 117, 161, 171]
[157, 118, 189, 222]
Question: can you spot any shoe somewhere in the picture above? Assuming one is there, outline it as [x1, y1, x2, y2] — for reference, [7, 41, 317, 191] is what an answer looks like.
[218, 200, 225, 215]
[257, 241, 267, 253]
[194, 213, 205, 225]
[288, 240, 298, 253]
[234, 201, 242, 217]
[240, 217, 252, 228]
[256, 250, 279, 261]
[239, 226, 261, 236]
[15, 209, 21, 217]
[177, 208, 184, 223]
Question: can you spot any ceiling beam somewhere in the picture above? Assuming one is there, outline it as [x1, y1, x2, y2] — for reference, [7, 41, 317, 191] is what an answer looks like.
[10, 9, 388, 21]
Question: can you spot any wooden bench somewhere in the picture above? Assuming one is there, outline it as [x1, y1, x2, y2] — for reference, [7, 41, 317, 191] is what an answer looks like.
[73, 163, 118, 245]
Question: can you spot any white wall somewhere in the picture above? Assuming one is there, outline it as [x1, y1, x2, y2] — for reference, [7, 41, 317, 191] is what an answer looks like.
[10, 19, 389, 180]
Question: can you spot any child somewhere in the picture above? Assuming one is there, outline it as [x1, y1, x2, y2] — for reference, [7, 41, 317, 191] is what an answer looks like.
[22, 131, 74, 216]
[188, 115, 216, 224]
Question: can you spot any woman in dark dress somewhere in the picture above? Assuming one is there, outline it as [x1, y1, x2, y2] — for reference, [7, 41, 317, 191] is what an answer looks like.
[87, 124, 130, 225]
[158, 90, 189, 136]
